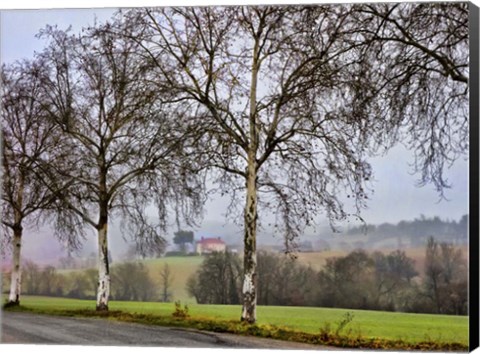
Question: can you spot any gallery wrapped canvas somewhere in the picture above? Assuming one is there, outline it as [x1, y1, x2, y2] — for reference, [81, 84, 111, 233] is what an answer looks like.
[1, 0, 478, 352]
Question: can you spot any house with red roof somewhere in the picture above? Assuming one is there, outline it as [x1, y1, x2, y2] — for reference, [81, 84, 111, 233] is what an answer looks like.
[195, 237, 226, 255]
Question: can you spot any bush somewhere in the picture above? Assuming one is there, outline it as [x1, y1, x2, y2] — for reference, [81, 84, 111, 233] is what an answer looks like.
[172, 301, 189, 318]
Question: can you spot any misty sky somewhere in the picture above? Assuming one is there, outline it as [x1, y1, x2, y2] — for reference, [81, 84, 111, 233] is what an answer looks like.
[0, 4, 470, 259]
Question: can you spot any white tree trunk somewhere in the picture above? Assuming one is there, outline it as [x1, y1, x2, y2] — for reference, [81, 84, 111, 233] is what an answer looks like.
[241, 155, 258, 323]
[241, 40, 260, 323]
[96, 222, 110, 311]
[8, 228, 22, 305]
[8, 172, 25, 306]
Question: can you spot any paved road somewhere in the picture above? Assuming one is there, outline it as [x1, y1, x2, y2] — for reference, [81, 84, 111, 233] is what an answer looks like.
[1, 311, 331, 350]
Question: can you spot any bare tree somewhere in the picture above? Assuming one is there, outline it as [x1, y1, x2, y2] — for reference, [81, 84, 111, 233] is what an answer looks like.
[36, 23, 204, 311]
[186, 251, 242, 305]
[118, 3, 468, 323]
[111, 262, 156, 301]
[351, 2, 469, 194]
[159, 263, 173, 302]
[424, 237, 468, 314]
[21, 261, 41, 295]
[1, 60, 75, 306]
[119, 4, 371, 323]
[371, 250, 418, 310]
[257, 251, 317, 306]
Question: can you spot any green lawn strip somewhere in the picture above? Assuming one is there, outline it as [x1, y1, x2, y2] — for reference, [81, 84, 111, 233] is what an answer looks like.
[3, 296, 468, 351]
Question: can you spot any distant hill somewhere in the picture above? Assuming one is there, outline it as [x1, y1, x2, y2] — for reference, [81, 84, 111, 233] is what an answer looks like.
[258, 215, 469, 252]
[343, 214, 468, 248]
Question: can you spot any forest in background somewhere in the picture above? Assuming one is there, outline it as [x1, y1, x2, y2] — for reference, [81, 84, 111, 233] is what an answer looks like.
[345, 215, 468, 245]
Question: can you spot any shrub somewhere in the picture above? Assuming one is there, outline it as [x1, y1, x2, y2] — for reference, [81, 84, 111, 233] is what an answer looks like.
[172, 301, 189, 318]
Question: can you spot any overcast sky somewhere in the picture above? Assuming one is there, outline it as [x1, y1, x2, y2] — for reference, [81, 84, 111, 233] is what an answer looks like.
[0, 1, 470, 258]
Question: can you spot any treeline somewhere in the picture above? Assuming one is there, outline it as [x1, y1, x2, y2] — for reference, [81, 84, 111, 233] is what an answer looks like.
[187, 237, 467, 315]
[346, 215, 468, 245]
[2, 262, 167, 302]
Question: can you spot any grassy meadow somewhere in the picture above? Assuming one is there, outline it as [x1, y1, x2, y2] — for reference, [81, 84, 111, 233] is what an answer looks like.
[7, 295, 468, 347]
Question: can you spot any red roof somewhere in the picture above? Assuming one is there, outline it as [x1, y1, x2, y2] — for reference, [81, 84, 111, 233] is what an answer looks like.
[197, 237, 225, 245]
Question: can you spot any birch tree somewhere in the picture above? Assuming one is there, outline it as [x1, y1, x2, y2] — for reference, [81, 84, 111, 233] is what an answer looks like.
[37, 23, 204, 311]
[351, 2, 469, 195]
[120, 3, 468, 323]
[1, 60, 75, 306]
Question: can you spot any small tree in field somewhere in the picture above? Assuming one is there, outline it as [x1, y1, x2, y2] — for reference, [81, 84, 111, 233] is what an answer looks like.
[159, 263, 174, 302]
[424, 237, 467, 314]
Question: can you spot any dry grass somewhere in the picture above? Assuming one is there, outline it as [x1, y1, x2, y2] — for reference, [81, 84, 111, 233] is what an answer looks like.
[294, 244, 469, 274]
[142, 256, 204, 302]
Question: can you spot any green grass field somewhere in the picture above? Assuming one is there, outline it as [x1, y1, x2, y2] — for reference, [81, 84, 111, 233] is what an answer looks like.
[9, 295, 468, 346]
